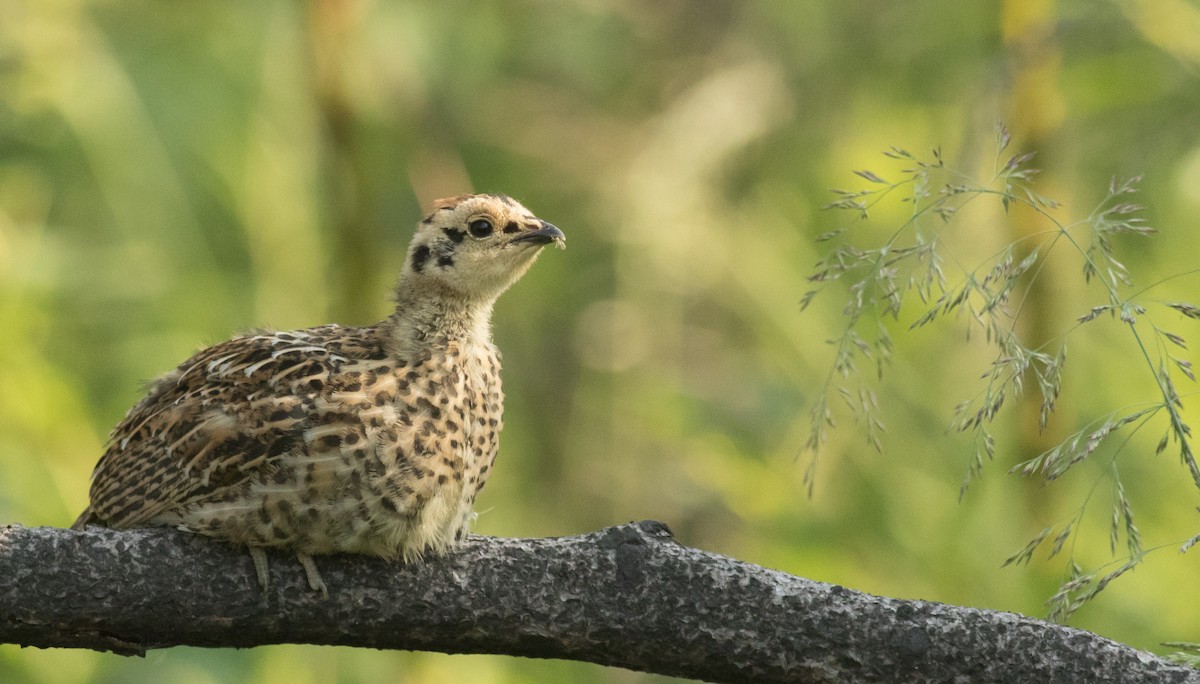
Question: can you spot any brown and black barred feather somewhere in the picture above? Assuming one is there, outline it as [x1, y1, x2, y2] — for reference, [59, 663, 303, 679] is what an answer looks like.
[73, 194, 563, 594]
[76, 324, 503, 562]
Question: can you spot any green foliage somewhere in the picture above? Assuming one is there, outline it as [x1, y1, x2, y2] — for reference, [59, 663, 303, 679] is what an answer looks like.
[1164, 642, 1200, 669]
[806, 124, 1200, 621]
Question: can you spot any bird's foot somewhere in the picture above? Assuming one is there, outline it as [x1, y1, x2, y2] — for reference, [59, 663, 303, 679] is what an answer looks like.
[298, 553, 329, 598]
[249, 546, 270, 592]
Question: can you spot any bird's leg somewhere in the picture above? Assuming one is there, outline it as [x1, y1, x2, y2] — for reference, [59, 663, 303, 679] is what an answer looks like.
[249, 547, 270, 592]
[298, 553, 329, 598]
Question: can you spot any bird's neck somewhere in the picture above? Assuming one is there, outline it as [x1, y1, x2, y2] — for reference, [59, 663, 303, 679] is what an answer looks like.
[380, 279, 495, 360]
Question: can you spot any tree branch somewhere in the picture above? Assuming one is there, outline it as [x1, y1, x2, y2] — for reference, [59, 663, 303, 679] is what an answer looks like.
[0, 521, 1194, 683]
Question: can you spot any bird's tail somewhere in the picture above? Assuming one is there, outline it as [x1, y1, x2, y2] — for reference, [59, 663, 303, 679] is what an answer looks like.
[71, 506, 97, 530]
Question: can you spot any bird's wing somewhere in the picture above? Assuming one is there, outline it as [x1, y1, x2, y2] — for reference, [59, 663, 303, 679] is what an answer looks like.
[80, 325, 399, 528]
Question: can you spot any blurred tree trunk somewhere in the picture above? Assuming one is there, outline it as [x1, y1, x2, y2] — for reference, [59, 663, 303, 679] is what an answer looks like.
[2, 522, 1194, 684]
[308, 0, 379, 324]
[1001, 0, 1073, 514]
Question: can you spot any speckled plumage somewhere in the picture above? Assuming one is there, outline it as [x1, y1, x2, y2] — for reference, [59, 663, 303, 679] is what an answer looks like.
[73, 194, 564, 594]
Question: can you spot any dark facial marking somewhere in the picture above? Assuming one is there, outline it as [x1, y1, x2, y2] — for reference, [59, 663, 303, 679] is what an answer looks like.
[432, 238, 457, 268]
[503, 221, 519, 234]
[411, 245, 431, 273]
[442, 227, 466, 243]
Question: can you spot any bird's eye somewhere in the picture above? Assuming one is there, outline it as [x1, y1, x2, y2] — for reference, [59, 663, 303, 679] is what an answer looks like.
[467, 219, 493, 239]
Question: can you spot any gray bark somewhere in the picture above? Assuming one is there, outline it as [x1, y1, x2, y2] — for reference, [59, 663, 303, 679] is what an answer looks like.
[0, 521, 1194, 683]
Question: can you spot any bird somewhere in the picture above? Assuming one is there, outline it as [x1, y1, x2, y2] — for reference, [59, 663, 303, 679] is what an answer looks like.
[72, 193, 565, 596]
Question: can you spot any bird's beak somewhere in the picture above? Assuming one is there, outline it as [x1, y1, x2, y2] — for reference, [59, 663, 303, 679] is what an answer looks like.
[511, 222, 566, 250]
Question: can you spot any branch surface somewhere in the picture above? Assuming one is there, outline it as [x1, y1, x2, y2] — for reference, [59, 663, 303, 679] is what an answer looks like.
[1, 522, 1194, 683]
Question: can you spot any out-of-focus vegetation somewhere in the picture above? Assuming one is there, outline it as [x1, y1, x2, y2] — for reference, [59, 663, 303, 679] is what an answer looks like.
[804, 135, 1199, 624]
[2, 1, 1199, 681]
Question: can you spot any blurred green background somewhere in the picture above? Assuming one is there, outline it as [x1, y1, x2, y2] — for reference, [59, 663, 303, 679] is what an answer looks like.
[3, 0, 1200, 681]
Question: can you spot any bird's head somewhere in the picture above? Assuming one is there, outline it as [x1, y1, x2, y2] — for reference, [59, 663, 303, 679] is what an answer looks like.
[402, 193, 565, 302]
